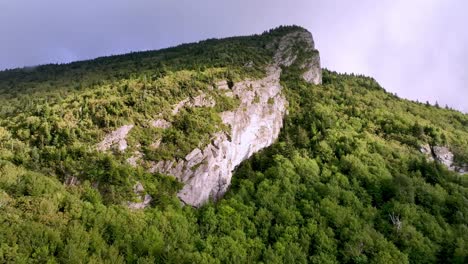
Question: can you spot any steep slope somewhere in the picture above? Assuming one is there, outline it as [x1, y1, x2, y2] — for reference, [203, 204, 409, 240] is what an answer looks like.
[0, 26, 321, 207]
[149, 67, 288, 206]
[0, 26, 467, 263]
[147, 30, 321, 206]
[0, 26, 314, 204]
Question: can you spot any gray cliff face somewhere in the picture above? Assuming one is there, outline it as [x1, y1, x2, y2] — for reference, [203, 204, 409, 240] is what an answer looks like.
[432, 146, 455, 169]
[155, 30, 320, 207]
[98, 28, 322, 207]
[273, 29, 322, 84]
[150, 67, 287, 206]
[421, 144, 467, 174]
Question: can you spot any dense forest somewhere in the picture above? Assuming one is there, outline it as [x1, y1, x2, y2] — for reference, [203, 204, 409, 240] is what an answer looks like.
[1, 26, 467, 263]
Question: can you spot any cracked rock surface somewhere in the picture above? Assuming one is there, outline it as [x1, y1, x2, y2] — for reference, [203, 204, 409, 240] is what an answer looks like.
[150, 29, 322, 206]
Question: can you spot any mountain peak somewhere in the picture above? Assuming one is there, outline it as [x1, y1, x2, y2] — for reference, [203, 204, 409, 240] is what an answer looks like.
[269, 26, 321, 84]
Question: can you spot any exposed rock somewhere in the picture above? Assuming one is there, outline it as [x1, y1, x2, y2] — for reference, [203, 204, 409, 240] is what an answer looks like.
[185, 148, 204, 168]
[302, 54, 322, 85]
[150, 119, 172, 129]
[127, 151, 143, 167]
[433, 146, 455, 169]
[128, 182, 153, 209]
[97, 125, 134, 152]
[273, 35, 297, 67]
[135, 28, 321, 207]
[420, 144, 467, 174]
[420, 144, 434, 161]
[127, 156, 138, 167]
[150, 139, 162, 149]
[189, 94, 216, 108]
[171, 93, 216, 116]
[151, 67, 288, 206]
[224, 91, 234, 98]
[134, 181, 145, 194]
[172, 98, 190, 115]
[216, 80, 230, 90]
[128, 194, 152, 210]
[272, 29, 321, 85]
[186, 148, 202, 161]
[148, 28, 322, 207]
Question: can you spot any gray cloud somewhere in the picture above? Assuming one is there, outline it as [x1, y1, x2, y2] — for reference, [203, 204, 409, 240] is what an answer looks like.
[0, 0, 466, 112]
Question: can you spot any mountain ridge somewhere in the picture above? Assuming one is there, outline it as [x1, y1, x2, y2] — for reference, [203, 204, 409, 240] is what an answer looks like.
[111, 26, 322, 206]
[0, 26, 467, 263]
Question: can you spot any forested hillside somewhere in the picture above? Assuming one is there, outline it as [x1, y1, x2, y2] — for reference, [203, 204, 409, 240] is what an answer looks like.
[1, 26, 467, 263]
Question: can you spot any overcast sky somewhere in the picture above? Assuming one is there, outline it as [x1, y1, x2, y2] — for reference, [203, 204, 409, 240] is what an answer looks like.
[1, 0, 467, 112]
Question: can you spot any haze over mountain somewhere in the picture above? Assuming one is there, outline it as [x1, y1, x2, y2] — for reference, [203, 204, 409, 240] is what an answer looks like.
[1, 0, 467, 112]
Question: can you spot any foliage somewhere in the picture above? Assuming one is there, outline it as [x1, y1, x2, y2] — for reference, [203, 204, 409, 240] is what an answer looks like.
[0, 25, 467, 263]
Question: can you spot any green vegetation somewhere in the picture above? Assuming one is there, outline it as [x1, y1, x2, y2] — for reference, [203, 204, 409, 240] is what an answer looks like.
[1, 26, 468, 263]
[0, 27, 286, 201]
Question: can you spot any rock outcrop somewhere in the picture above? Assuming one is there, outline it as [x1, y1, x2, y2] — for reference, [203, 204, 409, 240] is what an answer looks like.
[150, 119, 172, 129]
[421, 144, 467, 174]
[150, 67, 288, 206]
[420, 144, 434, 161]
[97, 125, 134, 152]
[273, 29, 321, 84]
[432, 146, 455, 169]
[171, 93, 216, 115]
[149, 29, 321, 207]
[97, 28, 322, 207]
[128, 182, 153, 209]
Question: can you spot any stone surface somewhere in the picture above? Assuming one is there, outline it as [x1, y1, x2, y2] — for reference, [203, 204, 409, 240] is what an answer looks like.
[96, 28, 323, 207]
[420, 144, 467, 174]
[433, 146, 455, 169]
[134, 182, 145, 194]
[172, 98, 190, 115]
[128, 182, 153, 209]
[128, 194, 152, 210]
[302, 54, 322, 85]
[273, 29, 321, 85]
[150, 139, 162, 149]
[150, 119, 172, 129]
[216, 80, 230, 90]
[190, 94, 216, 108]
[127, 151, 143, 167]
[171, 93, 216, 115]
[151, 67, 288, 206]
[149, 28, 322, 207]
[420, 143, 435, 161]
[97, 125, 134, 152]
